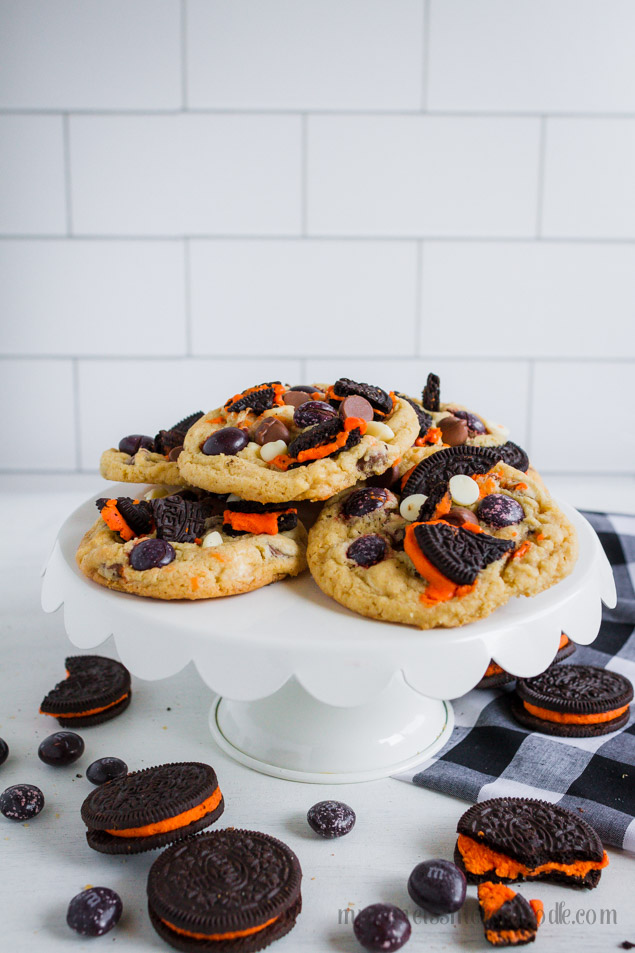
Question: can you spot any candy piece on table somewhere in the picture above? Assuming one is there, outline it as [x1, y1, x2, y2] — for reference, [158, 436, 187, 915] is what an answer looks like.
[86, 758, 129, 786]
[307, 800, 356, 838]
[38, 731, 84, 767]
[0, 738, 7, 766]
[353, 903, 411, 952]
[448, 473, 480, 506]
[439, 415, 469, 447]
[202, 427, 249, 456]
[407, 859, 466, 915]
[67, 886, 123, 937]
[478, 494, 525, 528]
[400, 493, 428, 522]
[0, 784, 45, 821]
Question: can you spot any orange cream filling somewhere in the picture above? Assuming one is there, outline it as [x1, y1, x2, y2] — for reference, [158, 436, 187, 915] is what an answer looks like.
[484, 661, 505, 678]
[457, 833, 609, 880]
[559, 633, 569, 650]
[486, 929, 535, 944]
[522, 702, 629, 725]
[41, 692, 128, 719]
[416, 426, 443, 446]
[404, 523, 475, 605]
[222, 508, 295, 536]
[100, 500, 135, 541]
[478, 882, 515, 920]
[161, 915, 279, 942]
[106, 787, 222, 838]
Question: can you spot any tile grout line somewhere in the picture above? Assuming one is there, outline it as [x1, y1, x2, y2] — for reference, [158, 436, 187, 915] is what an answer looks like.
[62, 113, 73, 235]
[2, 234, 635, 245]
[525, 360, 535, 458]
[180, 0, 188, 110]
[414, 241, 424, 356]
[535, 116, 547, 237]
[71, 358, 82, 471]
[421, 0, 431, 112]
[5, 107, 635, 118]
[2, 354, 633, 364]
[183, 238, 192, 355]
[301, 114, 308, 236]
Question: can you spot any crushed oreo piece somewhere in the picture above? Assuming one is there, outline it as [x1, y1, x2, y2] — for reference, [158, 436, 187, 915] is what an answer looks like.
[224, 382, 282, 415]
[152, 497, 210, 543]
[332, 378, 392, 416]
[154, 428, 185, 455]
[413, 522, 515, 586]
[422, 373, 441, 412]
[496, 441, 530, 473]
[288, 416, 344, 458]
[116, 498, 154, 536]
[170, 411, 204, 435]
[395, 393, 433, 437]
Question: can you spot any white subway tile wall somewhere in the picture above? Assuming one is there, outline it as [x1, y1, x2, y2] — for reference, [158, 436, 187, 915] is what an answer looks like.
[0, 0, 633, 476]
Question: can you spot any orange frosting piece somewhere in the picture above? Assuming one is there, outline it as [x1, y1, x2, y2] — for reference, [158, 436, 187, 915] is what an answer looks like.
[41, 692, 128, 719]
[106, 787, 222, 838]
[222, 509, 295, 536]
[529, 899, 544, 924]
[161, 915, 279, 942]
[522, 701, 629, 725]
[100, 500, 135, 541]
[559, 633, 569, 650]
[513, 541, 532, 560]
[417, 426, 443, 446]
[478, 882, 515, 920]
[484, 661, 505, 677]
[404, 523, 475, 605]
[457, 833, 608, 880]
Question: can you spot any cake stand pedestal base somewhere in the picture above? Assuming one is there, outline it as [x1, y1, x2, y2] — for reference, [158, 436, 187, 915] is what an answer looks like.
[209, 673, 453, 783]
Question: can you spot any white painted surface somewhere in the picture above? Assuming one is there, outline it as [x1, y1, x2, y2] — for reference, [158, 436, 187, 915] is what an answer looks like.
[0, 485, 633, 951]
[0, 116, 66, 234]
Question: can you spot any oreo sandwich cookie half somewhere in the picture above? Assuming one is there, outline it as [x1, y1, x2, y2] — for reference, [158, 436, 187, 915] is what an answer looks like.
[40, 655, 131, 727]
[81, 762, 224, 855]
[476, 633, 576, 690]
[478, 882, 543, 946]
[512, 663, 633, 737]
[454, 797, 608, 888]
[147, 829, 302, 952]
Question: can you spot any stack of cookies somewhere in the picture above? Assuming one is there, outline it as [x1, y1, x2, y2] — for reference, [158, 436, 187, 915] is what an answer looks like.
[77, 373, 577, 632]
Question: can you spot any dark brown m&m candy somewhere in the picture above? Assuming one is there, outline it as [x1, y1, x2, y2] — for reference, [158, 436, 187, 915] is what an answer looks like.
[38, 731, 84, 767]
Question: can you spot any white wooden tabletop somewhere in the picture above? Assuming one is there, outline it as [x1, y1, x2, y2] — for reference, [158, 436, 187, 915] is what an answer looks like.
[1, 475, 633, 953]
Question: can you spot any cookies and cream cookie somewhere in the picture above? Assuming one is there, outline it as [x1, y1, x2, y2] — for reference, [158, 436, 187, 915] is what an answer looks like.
[307, 446, 577, 629]
[177, 379, 419, 503]
[100, 411, 203, 485]
[76, 489, 307, 600]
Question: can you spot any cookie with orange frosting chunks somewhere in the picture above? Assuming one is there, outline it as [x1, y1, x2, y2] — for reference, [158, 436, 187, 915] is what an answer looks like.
[454, 797, 609, 889]
[40, 655, 131, 728]
[478, 882, 543, 946]
[81, 762, 224, 855]
[476, 632, 576, 690]
[177, 378, 419, 503]
[147, 828, 302, 952]
[512, 663, 633, 736]
[100, 411, 204, 486]
[76, 488, 307, 600]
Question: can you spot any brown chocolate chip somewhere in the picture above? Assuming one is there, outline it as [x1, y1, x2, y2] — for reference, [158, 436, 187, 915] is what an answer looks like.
[253, 418, 291, 446]
[339, 395, 374, 422]
[283, 390, 312, 408]
[168, 445, 183, 461]
[366, 464, 400, 489]
[439, 415, 468, 447]
[444, 507, 479, 528]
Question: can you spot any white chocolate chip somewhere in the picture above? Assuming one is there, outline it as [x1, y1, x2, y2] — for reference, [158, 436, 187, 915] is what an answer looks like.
[201, 531, 223, 548]
[449, 474, 479, 506]
[143, 485, 182, 500]
[486, 420, 510, 439]
[226, 493, 241, 502]
[400, 493, 429, 521]
[365, 421, 395, 440]
[247, 441, 261, 453]
[260, 440, 288, 462]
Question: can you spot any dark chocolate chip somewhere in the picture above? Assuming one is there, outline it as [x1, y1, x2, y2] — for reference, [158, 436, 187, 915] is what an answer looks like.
[478, 494, 525, 527]
[347, 534, 387, 567]
[293, 400, 338, 428]
[288, 385, 317, 394]
[439, 415, 469, 447]
[366, 464, 400, 489]
[129, 539, 175, 571]
[342, 487, 388, 519]
[253, 418, 291, 446]
[118, 434, 154, 455]
[168, 445, 183, 461]
[332, 377, 392, 416]
[422, 372, 441, 412]
[202, 427, 249, 456]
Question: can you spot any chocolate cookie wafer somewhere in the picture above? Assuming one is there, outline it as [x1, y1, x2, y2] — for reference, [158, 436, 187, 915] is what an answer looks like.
[147, 828, 302, 951]
[476, 633, 576, 690]
[454, 797, 608, 888]
[40, 656, 131, 728]
[81, 762, 224, 855]
[512, 663, 633, 737]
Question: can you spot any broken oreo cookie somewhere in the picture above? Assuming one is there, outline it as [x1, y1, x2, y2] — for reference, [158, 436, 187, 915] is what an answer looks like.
[152, 496, 211, 543]
[395, 393, 433, 438]
[496, 442, 530, 473]
[422, 372, 441, 412]
[225, 382, 284, 415]
[40, 656, 131, 728]
[412, 522, 514, 586]
[332, 377, 393, 417]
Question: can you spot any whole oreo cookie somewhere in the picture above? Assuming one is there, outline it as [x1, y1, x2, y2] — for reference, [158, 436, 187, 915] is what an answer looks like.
[395, 393, 433, 438]
[40, 656, 131, 728]
[402, 446, 501, 519]
[332, 377, 393, 416]
[512, 663, 633, 737]
[81, 762, 224, 855]
[454, 797, 607, 888]
[147, 828, 302, 952]
[422, 372, 441, 412]
[225, 382, 283, 415]
[412, 522, 514, 586]
[495, 441, 530, 473]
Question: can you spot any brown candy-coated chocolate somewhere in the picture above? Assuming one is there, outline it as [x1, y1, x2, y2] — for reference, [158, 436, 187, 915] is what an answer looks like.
[439, 415, 468, 447]
[339, 395, 374, 422]
[444, 506, 479, 528]
[283, 390, 312, 408]
[168, 445, 183, 461]
[253, 417, 291, 446]
[367, 464, 400, 489]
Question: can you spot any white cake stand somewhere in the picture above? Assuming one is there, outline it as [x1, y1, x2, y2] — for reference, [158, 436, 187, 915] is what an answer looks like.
[41, 486, 615, 784]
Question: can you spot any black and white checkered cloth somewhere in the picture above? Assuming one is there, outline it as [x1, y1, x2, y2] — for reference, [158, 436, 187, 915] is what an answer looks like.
[395, 511, 635, 852]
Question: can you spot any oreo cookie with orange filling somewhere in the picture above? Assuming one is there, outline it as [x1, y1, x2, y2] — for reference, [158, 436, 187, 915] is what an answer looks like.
[81, 762, 224, 855]
[478, 882, 543, 946]
[512, 663, 633, 736]
[454, 797, 608, 888]
[40, 656, 131, 728]
[222, 499, 298, 537]
[147, 828, 302, 952]
[476, 632, 576, 690]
